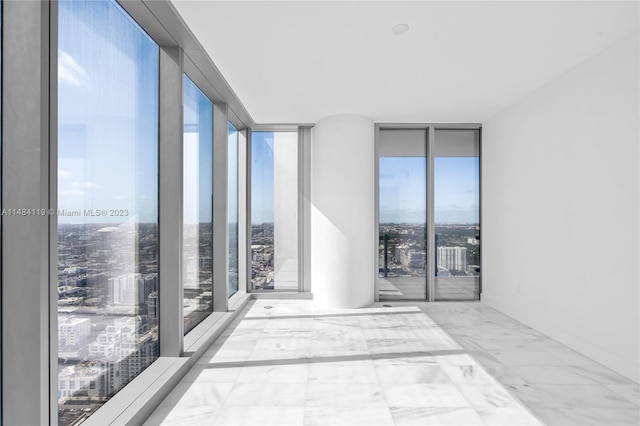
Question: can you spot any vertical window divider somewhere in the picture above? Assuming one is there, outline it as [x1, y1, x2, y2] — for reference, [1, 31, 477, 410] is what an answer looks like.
[298, 126, 312, 293]
[236, 128, 248, 298]
[2, 1, 53, 423]
[427, 126, 436, 302]
[478, 128, 483, 298]
[49, 0, 59, 422]
[373, 124, 381, 303]
[245, 130, 253, 294]
[159, 46, 184, 356]
[297, 127, 303, 293]
[212, 102, 229, 311]
[227, 123, 239, 299]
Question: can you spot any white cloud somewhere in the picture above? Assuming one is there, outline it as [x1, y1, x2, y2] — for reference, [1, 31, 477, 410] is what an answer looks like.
[58, 169, 72, 178]
[85, 182, 98, 189]
[58, 50, 87, 87]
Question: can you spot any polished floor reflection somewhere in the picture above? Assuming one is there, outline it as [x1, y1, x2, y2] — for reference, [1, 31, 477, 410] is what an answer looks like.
[145, 300, 639, 426]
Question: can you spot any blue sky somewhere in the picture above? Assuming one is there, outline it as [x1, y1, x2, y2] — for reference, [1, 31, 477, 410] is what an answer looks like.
[57, 0, 478, 227]
[251, 132, 275, 224]
[252, 146, 479, 225]
[379, 157, 427, 224]
[379, 156, 479, 224]
[57, 0, 159, 224]
[434, 157, 480, 224]
[183, 74, 213, 224]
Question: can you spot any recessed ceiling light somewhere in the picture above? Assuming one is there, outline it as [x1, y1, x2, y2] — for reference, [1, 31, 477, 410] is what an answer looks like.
[392, 24, 410, 36]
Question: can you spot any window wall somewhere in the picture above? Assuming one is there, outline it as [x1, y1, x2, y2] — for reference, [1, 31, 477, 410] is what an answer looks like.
[250, 131, 299, 291]
[377, 126, 480, 302]
[2, 0, 250, 423]
[182, 75, 213, 334]
[57, 0, 159, 423]
[228, 123, 239, 297]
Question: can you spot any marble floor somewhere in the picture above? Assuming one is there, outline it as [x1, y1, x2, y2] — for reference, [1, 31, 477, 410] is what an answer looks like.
[144, 300, 639, 426]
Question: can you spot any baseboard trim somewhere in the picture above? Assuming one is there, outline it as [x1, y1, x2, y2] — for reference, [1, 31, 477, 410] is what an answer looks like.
[481, 293, 639, 383]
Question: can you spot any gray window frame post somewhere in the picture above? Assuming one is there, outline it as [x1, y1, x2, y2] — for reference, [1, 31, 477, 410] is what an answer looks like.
[159, 46, 184, 355]
[2, 1, 55, 423]
[299, 126, 312, 293]
[212, 102, 230, 311]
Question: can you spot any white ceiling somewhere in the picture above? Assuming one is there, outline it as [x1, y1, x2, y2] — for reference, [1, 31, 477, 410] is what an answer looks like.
[171, 1, 639, 124]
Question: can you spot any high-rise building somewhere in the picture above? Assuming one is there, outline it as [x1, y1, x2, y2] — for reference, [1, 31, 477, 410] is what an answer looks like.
[437, 246, 468, 272]
[147, 291, 159, 326]
[108, 273, 157, 307]
[58, 317, 90, 348]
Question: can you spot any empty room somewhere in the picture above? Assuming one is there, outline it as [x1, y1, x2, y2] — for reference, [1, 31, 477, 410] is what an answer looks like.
[1, 1, 638, 425]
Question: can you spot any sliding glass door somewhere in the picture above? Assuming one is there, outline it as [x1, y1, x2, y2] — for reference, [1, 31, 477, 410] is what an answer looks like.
[377, 126, 480, 301]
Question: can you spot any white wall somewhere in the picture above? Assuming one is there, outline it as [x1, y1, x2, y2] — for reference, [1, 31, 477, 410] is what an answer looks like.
[311, 114, 375, 308]
[482, 32, 639, 382]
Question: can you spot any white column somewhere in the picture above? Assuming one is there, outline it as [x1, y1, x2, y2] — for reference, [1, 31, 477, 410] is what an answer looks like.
[311, 114, 375, 308]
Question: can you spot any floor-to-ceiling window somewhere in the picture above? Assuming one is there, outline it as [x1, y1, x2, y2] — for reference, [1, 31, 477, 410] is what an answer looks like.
[434, 129, 480, 300]
[0, 0, 257, 422]
[182, 74, 213, 334]
[57, 1, 160, 423]
[378, 129, 428, 300]
[377, 126, 480, 301]
[228, 123, 239, 297]
[250, 131, 298, 291]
